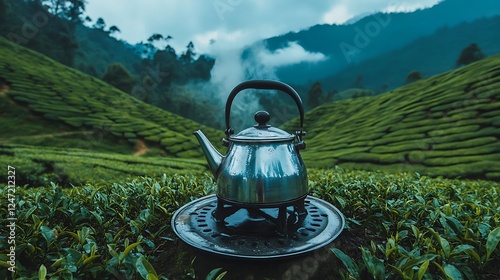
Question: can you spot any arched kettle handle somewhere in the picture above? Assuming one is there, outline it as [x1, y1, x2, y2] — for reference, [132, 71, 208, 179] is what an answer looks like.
[224, 80, 306, 148]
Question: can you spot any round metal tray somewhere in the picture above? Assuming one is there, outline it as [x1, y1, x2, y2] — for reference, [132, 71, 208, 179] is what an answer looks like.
[171, 194, 344, 259]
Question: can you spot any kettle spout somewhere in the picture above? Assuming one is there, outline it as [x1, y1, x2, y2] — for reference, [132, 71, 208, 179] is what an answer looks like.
[193, 130, 223, 176]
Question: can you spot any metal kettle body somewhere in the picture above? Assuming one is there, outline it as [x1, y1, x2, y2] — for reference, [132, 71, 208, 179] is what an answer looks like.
[194, 80, 308, 206]
[217, 130, 307, 205]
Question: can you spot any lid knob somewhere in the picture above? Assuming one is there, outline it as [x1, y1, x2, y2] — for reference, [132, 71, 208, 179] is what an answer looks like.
[254, 111, 271, 128]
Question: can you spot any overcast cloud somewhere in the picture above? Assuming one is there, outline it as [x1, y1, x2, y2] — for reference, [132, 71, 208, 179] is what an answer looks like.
[85, 0, 442, 55]
[84, 0, 441, 128]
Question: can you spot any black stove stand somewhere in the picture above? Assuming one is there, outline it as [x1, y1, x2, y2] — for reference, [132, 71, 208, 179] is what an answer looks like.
[212, 194, 308, 237]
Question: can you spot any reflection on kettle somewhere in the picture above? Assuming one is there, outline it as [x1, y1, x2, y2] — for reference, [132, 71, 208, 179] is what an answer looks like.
[194, 79, 308, 205]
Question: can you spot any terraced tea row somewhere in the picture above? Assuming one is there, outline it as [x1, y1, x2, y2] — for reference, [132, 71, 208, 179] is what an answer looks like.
[0, 144, 207, 186]
[283, 55, 500, 180]
[0, 37, 223, 158]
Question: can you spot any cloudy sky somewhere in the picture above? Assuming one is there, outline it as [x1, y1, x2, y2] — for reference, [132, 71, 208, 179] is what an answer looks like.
[85, 0, 442, 55]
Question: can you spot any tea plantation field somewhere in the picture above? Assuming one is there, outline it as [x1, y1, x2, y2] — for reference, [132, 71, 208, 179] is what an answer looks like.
[0, 36, 223, 186]
[0, 144, 207, 187]
[0, 35, 500, 279]
[284, 55, 500, 181]
[1, 170, 499, 279]
[0, 36, 223, 159]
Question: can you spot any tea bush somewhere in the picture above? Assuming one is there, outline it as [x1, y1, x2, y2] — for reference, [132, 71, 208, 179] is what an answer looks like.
[308, 168, 500, 279]
[282, 55, 500, 180]
[0, 144, 207, 187]
[1, 168, 498, 279]
[0, 174, 217, 279]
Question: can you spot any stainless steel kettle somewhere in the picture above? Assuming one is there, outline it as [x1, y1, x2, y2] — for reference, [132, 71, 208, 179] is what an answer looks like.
[193, 80, 307, 205]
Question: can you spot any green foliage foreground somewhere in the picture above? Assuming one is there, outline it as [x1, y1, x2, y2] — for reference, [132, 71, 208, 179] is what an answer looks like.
[1, 169, 499, 279]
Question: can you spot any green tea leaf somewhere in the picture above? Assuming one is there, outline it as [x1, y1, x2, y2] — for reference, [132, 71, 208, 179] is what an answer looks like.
[216, 271, 228, 280]
[83, 255, 101, 266]
[64, 248, 83, 273]
[206, 268, 223, 280]
[78, 227, 91, 244]
[443, 263, 463, 280]
[65, 231, 80, 243]
[450, 245, 475, 256]
[38, 264, 47, 280]
[335, 195, 346, 208]
[141, 237, 155, 249]
[23, 206, 37, 221]
[136, 256, 158, 279]
[107, 244, 119, 260]
[90, 210, 103, 225]
[397, 254, 437, 273]
[442, 204, 453, 216]
[147, 273, 159, 280]
[445, 216, 464, 234]
[361, 247, 385, 280]
[40, 226, 55, 245]
[37, 202, 51, 216]
[121, 241, 141, 261]
[486, 227, 500, 261]
[51, 257, 64, 268]
[417, 260, 429, 280]
[426, 227, 451, 258]
[411, 225, 420, 239]
[440, 237, 451, 258]
[331, 248, 359, 278]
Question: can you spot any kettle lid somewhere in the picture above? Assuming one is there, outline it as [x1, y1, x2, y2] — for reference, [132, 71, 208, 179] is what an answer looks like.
[230, 111, 294, 142]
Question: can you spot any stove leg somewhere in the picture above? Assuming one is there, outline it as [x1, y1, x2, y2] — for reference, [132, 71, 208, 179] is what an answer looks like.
[294, 198, 308, 223]
[213, 198, 240, 223]
[277, 206, 288, 237]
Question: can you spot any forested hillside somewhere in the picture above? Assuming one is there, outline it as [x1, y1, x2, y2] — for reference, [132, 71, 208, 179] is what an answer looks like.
[0, 0, 217, 127]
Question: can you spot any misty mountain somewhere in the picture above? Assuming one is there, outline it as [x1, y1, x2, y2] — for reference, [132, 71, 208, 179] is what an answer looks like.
[320, 15, 500, 93]
[250, 0, 500, 85]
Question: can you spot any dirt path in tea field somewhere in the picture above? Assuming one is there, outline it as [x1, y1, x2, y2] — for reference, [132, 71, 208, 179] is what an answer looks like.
[133, 140, 149, 156]
[0, 82, 10, 96]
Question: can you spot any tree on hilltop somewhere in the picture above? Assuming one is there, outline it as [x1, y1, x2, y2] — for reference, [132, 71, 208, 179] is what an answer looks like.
[405, 70, 422, 84]
[93, 17, 106, 30]
[147, 33, 164, 47]
[64, 0, 87, 23]
[307, 81, 324, 109]
[456, 43, 485, 66]
[180, 41, 196, 64]
[108, 25, 120, 35]
[42, 0, 87, 22]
